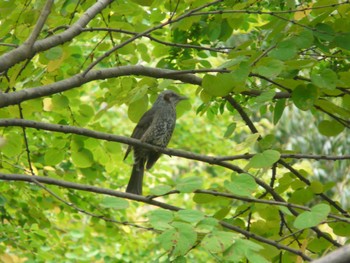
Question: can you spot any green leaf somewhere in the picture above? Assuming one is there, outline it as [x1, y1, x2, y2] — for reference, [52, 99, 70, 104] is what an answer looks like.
[158, 222, 197, 257]
[193, 193, 216, 204]
[246, 253, 269, 263]
[224, 239, 267, 263]
[231, 62, 250, 91]
[172, 222, 197, 256]
[176, 176, 202, 193]
[247, 150, 281, 169]
[52, 95, 69, 109]
[318, 120, 344, 136]
[329, 222, 350, 237]
[343, 94, 350, 110]
[225, 173, 258, 196]
[293, 30, 314, 49]
[333, 33, 350, 51]
[309, 181, 324, 194]
[289, 188, 314, 204]
[202, 73, 234, 97]
[44, 148, 64, 166]
[294, 204, 330, 229]
[252, 57, 284, 78]
[78, 104, 95, 125]
[292, 84, 318, 111]
[149, 185, 172, 195]
[129, 0, 154, 7]
[213, 207, 231, 220]
[308, 237, 333, 253]
[177, 209, 205, 223]
[258, 134, 276, 151]
[1, 133, 23, 157]
[311, 68, 338, 90]
[254, 90, 276, 104]
[201, 231, 235, 253]
[273, 99, 286, 125]
[237, 239, 264, 252]
[127, 95, 149, 123]
[269, 40, 298, 60]
[224, 122, 237, 138]
[0, 195, 7, 206]
[196, 218, 219, 233]
[278, 206, 293, 216]
[313, 23, 335, 42]
[100, 197, 129, 210]
[157, 228, 177, 250]
[315, 99, 350, 118]
[172, 256, 186, 263]
[148, 210, 174, 230]
[45, 46, 63, 60]
[71, 148, 93, 168]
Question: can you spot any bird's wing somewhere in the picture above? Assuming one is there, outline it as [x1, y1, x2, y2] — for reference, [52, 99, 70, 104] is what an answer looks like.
[123, 107, 156, 160]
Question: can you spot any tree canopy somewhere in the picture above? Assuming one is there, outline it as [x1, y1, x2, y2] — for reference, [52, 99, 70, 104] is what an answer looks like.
[0, 0, 350, 262]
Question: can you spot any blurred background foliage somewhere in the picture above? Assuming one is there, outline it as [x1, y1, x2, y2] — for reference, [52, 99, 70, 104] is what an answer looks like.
[0, 0, 349, 262]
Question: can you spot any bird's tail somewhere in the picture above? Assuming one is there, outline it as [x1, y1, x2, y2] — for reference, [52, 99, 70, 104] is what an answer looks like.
[126, 160, 144, 195]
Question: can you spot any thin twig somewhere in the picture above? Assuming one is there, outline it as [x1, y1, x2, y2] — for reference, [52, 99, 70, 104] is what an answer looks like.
[24, 0, 54, 48]
[0, 172, 312, 261]
[82, 0, 223, 75]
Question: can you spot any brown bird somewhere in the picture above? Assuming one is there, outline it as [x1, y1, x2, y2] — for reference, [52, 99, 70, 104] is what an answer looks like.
[124, 90, 188, 195]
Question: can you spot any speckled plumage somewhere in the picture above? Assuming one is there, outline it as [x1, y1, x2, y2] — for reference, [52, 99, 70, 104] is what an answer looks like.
[124, 90, 187, 195]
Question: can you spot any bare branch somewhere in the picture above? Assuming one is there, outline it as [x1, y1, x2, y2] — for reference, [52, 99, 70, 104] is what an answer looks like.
[24, 0, 54, 48]
[82, 0, 223, 75]
[0, 118, 343, 247]
[216, 153, 350, 161]
[0, 0, 112, 72]
[80, 27, 229, 53]
[0, 66, 201, 108]
[0, 66, 293, 108]
[153, 189, 350, 223]
[312, 245, 350, 263]
[193, 2, 349, 15]
[0, 118, 295, 202]
[0, 172, 312, 261]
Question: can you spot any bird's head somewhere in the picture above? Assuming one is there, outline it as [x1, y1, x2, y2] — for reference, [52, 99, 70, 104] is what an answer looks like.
[161, 90, 188, 105]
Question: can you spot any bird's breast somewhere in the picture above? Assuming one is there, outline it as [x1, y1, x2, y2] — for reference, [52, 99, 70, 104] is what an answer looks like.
[143, 112, 176, 147]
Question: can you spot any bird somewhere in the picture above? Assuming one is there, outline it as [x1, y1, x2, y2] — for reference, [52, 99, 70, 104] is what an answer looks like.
[124, 90, 188, 195]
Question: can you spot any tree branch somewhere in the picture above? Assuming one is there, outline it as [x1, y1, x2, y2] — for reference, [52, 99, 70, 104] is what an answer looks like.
[24, 0, 54, 48]
[216, 153, 350, 161]
[153, 189, 350, 223]
[312, 245, 350, 263]
[0, 65, 294, 109]
[0, 66, 201, 108]
[82, 0, 223, 75]
[0, 172, 312, 261]
[224, 96, 345, 246]
[0, 118, 298, 205]
[0, 118, 347, 229]
[0, 0, 112, 72]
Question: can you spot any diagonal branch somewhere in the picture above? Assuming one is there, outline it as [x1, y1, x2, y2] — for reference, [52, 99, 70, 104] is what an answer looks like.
[0, 118, 347, 232]
[0, 0, 112, 72]
[0, 118, 298, 202]
[224, 96, 345, 246]
[82, 0, 223, 75]
[224, 95, 349, 216]
[0, 66, 201, 108]
[0, 65, 293, 109]
[0, 172, 312, 261]
[152, 189, 350, 223]
[24, 0, 54, 48]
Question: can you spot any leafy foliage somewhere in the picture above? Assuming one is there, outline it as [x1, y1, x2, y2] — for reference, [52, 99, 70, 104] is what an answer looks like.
[0, 0, 350, 262]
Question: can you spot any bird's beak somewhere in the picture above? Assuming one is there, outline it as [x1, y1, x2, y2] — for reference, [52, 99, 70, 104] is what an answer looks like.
[179, 95, 189, 101]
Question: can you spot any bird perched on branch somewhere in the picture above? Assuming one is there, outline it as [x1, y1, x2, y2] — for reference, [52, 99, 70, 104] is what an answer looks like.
[124, 90, 188, 195]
